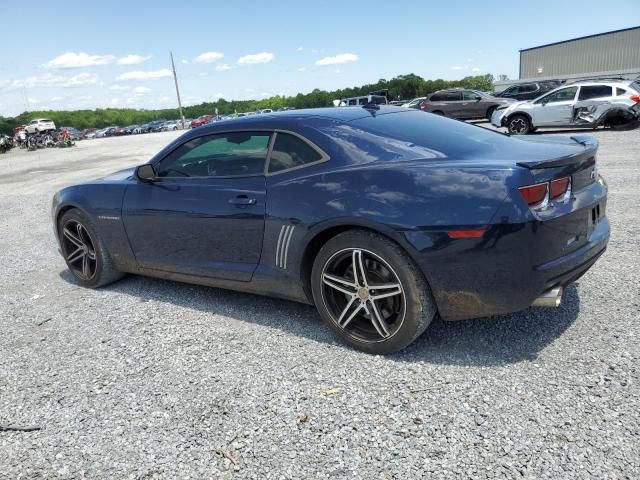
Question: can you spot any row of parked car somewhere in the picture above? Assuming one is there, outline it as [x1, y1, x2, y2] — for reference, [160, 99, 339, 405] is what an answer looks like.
[189, 108, 295, 129]
[396, 77, 640, 134]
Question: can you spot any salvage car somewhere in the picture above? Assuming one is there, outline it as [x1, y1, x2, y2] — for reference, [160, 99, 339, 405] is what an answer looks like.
[492, 80, 640, 134]
[419, 89, 513, 120]
[52, 107, 609, 354]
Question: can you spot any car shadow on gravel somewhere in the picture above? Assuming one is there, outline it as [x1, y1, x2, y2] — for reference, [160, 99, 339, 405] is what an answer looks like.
[60, 271, 580, 366]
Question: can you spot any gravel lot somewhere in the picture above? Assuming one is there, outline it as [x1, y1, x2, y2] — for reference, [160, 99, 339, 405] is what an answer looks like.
[1, 126, 639, 479]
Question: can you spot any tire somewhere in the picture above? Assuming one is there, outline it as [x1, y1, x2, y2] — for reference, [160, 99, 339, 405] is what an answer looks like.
[486, 106, 496, 121]
[311, 230, 437, 354]
[58, 209, 124, 288]
[507, 114, 532, 135]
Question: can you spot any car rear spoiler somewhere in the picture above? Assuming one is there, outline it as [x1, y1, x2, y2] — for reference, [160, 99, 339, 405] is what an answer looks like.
[516, 136, 598, 169]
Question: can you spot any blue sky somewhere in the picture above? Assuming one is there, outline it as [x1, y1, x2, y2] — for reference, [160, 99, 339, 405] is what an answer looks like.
[0, 0, 638, 116]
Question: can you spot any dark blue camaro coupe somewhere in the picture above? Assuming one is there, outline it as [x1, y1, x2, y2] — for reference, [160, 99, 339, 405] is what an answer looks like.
[52, 106, 609, 353]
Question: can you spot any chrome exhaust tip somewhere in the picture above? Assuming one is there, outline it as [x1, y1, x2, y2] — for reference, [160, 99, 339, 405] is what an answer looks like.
[532, 286, 563, 307]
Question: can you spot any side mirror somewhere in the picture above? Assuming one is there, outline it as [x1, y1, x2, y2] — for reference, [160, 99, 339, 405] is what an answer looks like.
[136, 164, 156, 182]
[474, 96, 482, 101]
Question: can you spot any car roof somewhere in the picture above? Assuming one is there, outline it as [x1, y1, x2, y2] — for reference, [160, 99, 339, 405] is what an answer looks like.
[196, 106, 409, 128]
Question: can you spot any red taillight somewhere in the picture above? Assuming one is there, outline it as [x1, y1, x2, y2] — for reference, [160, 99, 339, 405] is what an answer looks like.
[550, 176, 570, 199]
[518, 182, 548, 207]
[630, 94, 640, 104]
[447, 228, 486, 238]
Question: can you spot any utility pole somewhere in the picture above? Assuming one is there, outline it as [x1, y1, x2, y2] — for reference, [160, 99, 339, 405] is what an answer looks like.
[170, 52, 185, 127]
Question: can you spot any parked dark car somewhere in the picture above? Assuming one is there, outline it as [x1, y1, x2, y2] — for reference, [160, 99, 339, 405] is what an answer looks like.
[419, 89, 513, 120]
[494, 81, 563, 101]
[51, 107, 609, 354]
[148, 120, 168, 133]
[119, 125, 139, 135]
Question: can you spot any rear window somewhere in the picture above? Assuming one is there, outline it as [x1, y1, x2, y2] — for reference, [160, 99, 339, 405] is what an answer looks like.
[42, 119, 53, 123]
[347, 110, 512, 160]
[578, 85, 613, 101]
[616, 88, 628, 96]
[631, 82, 640, 93]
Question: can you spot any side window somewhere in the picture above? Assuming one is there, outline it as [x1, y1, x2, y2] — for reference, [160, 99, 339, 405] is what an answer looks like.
[536, 87, 578, 104]
[348, 99, 357, 106]
[462, 91, 480, 100]
[616, 88, 628, 96]
[358, 98, 368, 105]
[520, 84, 537, 93]
[432, 92, 461, 101]
[157, 132, 271, 178]
[268, 133, 323, 173]
[578, 85, 613, 101]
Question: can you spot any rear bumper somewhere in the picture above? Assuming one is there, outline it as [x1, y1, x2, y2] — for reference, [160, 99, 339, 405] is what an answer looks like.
[405, 210, 609, 321]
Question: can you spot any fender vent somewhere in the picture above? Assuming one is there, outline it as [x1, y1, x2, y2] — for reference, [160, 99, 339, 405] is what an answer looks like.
[275, 225, 295, 269]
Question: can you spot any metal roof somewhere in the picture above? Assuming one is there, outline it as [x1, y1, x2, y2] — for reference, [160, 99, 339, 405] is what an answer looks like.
[519, 26, 640, 52]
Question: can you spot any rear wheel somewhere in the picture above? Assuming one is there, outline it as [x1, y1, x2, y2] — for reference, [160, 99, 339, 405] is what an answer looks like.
[58, 209, 124, 288]
[507, 114, 532, 135]
[311, 230, 436, 354]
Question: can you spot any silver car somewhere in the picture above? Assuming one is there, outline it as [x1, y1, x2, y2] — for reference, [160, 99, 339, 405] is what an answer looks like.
[491, 80, 640, 134]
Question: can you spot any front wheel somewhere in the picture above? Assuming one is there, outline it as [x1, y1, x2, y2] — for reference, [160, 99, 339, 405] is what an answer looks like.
[311, 230, 437, 354]
[58, 209, 124, 288]
[507, 114, 532, 134]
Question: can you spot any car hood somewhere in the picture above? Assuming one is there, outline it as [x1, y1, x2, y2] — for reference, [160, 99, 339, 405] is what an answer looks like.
[99, 167, 136, 181]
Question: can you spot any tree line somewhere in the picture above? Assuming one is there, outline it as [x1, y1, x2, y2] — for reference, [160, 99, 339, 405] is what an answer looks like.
[0, 73, 496, 134]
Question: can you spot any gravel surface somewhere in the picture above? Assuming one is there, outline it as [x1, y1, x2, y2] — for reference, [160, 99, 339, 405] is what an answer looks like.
[0, 127, 639, 479]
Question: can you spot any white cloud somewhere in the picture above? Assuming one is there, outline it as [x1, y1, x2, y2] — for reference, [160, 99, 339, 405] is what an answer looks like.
[43, 52, 115, 69]
[237, 52, 274, 65]
[471, 67, 481, 72]
[297, 46, 303, 51]
[181, 59, 188, 64]
[109, 84, 131, 91]
[335, 69, 341, 74]
[315, 53, 358, 66]
[450, 66, 464, 70]
[297, 67, 306, 72]
[6, 72, 99, 89]
[116, 69, 172, 81]
[193, 52, 224, 64]
[215, 63, 235, 71]
[117, 54, 151, 65]
[27, 98, 39, 104]
[132, 86, 151, 94]
[50, 96, 64, 101]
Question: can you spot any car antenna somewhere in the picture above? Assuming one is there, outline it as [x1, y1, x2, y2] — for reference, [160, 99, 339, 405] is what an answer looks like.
[362, 95, 380, 113]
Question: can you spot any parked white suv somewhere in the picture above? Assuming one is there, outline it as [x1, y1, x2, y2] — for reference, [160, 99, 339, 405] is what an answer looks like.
[25, 118, 56, 134]
[491, 80, 640, 134]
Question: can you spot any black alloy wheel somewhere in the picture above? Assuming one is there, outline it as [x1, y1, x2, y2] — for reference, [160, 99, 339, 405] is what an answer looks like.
[58, 209, 124, 288]
[60, 219, 98, 281]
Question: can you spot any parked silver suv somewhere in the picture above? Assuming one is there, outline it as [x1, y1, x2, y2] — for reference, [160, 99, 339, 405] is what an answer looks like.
[491, 80, 640, 134]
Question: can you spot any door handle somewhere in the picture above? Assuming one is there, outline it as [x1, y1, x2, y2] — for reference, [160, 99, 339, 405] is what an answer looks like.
[229, 195, 257, 207]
